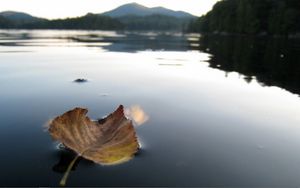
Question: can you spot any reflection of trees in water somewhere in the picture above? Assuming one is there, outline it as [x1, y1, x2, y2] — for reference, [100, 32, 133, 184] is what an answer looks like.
[101, 33, 189, 52]
[198, 35, 300, 95]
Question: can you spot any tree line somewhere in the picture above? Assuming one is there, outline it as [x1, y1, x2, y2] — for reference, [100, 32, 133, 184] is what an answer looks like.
[0, 15, 14, 28]
[189, 0, 300, 35]
[0, 14, 124, 30]
[117, 14, 190, 31]
[0, 13, 192, 31]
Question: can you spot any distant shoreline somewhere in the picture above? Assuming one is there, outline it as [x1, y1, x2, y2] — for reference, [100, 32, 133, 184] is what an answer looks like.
[199, 31, 300, 39]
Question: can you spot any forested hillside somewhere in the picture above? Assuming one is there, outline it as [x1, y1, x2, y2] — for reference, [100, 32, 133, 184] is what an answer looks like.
[117, 14, 190, 31]
[189, 0, 300, 35]
[0, 15, 13, 28]
[23, 13, 124, 30]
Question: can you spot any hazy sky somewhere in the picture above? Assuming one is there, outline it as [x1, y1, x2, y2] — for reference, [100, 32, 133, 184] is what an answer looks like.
[0, 0, 219, 19]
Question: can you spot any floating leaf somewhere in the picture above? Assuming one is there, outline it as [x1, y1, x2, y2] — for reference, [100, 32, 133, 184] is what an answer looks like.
[48, 105, 139, 186]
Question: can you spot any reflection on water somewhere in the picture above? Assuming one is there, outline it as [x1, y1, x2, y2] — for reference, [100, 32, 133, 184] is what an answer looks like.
[102, 33, 190, 52]
[1, 30, 300, 186]
[197, 35, 300, 96]
[0, 30, 191, 52]
[3, 31, 298, 96]
[52, 148, 81, 174]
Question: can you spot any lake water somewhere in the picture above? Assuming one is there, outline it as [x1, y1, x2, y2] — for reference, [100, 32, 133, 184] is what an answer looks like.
[1, 30, 300, 186]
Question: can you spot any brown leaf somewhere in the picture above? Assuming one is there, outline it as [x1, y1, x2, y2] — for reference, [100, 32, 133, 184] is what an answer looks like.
[48, 105, 139, 165]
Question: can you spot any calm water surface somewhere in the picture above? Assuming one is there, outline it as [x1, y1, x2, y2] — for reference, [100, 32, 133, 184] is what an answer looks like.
[1, 30, 300, 186]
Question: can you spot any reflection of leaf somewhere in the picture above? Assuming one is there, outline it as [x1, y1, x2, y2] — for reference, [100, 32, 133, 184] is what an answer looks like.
[52, 149, 81, 173]
[48, 105, 139, 186]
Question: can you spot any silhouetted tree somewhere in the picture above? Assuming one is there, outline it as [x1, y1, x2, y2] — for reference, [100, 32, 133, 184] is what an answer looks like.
[188, 0, 300, 35]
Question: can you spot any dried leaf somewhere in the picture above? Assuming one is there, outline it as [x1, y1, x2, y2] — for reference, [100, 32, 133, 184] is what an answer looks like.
[49, 105, 139, 165]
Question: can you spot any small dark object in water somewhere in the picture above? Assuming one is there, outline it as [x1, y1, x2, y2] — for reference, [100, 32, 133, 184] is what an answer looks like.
[73, 78, 88, 83]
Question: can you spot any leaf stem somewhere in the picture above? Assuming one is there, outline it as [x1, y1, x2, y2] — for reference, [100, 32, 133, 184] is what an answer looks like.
[59, 155, 80, 187]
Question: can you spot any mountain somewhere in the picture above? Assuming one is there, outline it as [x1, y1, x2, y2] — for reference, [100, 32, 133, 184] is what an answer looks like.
[0, 4, 196, 31]
[101, 2, 195, 18]
[0, 11, 45, 24]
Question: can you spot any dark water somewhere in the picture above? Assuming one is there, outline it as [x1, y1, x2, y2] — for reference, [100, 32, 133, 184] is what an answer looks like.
[1, 30, 300, 186]
[197, 35, 300, 96]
